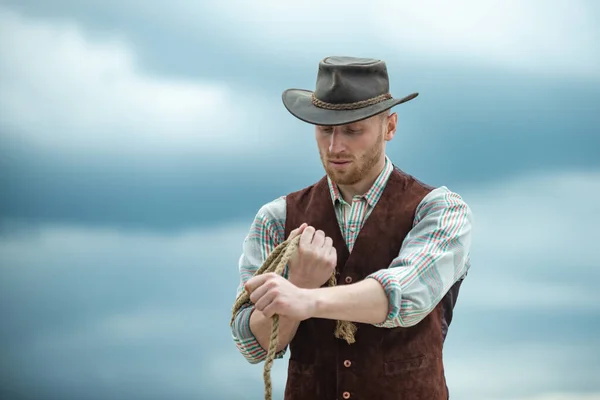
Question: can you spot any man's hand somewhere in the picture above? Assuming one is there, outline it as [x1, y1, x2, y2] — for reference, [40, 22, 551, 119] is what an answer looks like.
[287, 225, 337, 289]
[245, 273, 316, 320]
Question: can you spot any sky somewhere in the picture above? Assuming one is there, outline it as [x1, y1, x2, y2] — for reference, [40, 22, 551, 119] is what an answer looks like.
[0, 1, 599, 399]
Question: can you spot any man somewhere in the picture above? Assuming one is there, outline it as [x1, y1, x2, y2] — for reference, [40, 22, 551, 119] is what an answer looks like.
[230, 56, 473, 399]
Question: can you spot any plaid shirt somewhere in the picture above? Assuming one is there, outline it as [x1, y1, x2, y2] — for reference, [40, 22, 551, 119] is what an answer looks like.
[231, 156, 473, 364]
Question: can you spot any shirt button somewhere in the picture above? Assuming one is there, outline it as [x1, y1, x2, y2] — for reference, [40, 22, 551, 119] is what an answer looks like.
[342, 392, 351, 399]
[343, 360, 351, 367]
[345, 276, 352, 284]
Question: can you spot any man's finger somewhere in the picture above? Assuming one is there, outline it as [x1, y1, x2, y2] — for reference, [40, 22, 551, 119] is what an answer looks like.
[261, 298, 284, 318]
[249, 276, 273, 303]
[244, 273, 271, 293]
[312, 229, 325, 247]
[328, 245, 337, 260]
[300, 226, 315, 248]
[254, 287, 278, 312]
[288, 223, 308, 240]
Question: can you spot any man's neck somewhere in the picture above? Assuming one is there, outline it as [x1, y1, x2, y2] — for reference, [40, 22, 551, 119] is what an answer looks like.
[337, 158, 386, 203]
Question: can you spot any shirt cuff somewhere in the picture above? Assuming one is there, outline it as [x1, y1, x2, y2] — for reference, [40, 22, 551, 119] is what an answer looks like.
[232, 304, 287, 363]
[365, 270, 403, 328]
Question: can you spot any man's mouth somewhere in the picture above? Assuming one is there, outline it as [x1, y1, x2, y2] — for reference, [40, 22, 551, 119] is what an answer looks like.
[329, 160, 351, 167]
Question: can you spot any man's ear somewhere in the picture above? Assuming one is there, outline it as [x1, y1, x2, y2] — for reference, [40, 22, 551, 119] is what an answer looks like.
[384, 112, 397, 141]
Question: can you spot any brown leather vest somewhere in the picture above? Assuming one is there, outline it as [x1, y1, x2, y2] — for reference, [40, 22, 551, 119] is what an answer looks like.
[283, 167, 461, 400]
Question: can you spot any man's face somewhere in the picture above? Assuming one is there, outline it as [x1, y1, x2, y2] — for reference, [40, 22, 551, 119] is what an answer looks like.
[315, 112, 395, 185]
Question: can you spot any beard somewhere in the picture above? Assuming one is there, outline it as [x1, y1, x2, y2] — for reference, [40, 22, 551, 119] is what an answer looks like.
[320, 132, 384, 185]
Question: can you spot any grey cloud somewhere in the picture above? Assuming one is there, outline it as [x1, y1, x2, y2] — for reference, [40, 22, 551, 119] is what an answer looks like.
[0, 222, 262, 399]
[1, 3, 600, 232]
[1, 2, 599, 230]
[2, 77, 599, 231]
[4, 0, 599, 81]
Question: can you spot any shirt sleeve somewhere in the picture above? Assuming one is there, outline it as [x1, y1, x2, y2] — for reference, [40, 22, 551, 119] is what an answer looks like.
[230, 196, 288, 364]
[366, 186, 473, 328]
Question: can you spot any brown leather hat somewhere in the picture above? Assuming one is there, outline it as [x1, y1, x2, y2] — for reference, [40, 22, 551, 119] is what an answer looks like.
[282, 56, 418, 126]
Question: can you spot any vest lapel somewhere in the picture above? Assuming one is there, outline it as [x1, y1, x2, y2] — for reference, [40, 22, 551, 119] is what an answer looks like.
[344, 168, 413, 278]
[312, 177, 351, 275]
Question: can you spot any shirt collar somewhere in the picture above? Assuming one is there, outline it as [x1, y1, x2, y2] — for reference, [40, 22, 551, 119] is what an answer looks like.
[327, 155, 393, 208]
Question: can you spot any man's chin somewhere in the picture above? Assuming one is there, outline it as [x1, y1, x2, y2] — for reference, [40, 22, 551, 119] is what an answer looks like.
[326, 170, 361, 186]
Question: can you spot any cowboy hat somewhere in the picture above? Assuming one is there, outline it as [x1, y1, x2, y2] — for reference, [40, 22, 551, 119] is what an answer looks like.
[282, 56, 418, 126]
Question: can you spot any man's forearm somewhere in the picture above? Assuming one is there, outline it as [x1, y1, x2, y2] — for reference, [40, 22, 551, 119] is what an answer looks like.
[249, 308, 301, 353]
[311, 278, 389, 324]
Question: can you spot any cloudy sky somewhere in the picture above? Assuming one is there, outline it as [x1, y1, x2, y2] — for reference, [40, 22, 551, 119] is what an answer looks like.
[0, 1, 599, 399]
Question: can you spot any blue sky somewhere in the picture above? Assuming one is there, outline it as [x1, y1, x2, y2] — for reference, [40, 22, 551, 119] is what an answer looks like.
[0, 1, 599, 399]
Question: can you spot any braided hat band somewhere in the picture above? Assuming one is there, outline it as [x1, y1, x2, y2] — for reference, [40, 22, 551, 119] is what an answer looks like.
[311, 93, 393, 111]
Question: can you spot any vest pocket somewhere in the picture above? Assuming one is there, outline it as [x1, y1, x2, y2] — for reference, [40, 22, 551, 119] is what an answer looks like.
[285, 360, 317, 399]
[383, 354, 429, 376]
[381, 355, 444, 399]
[288, 359, 315, 375]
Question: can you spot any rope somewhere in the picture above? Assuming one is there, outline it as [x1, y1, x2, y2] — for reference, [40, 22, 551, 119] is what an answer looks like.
[230, 235, 357, 400]
[311, 92, 392, 110]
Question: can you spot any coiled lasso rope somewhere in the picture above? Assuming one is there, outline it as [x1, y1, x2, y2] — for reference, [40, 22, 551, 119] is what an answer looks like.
[230, 234, 357, 400]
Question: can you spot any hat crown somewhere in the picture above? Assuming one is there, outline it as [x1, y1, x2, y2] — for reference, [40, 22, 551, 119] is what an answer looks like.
[313, 56, 390, 105]
[280, 55, 417, 126]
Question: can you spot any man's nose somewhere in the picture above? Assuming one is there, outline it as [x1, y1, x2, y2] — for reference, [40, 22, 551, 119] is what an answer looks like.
[329, 130, 345, 153]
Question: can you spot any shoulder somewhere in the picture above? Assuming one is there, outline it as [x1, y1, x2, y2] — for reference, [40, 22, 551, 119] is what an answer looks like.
[391, 166, 435, 191]
[285, 176, 328, 203]
[415, 185, 473, 223]
[420, 186, 470, 207]
[251, 176, 328, 226]
[247, 196, 288, 244]
[254, 195, 287, 223]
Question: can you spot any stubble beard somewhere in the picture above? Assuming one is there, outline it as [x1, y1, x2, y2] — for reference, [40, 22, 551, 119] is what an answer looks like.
[320, 132, 384, 186]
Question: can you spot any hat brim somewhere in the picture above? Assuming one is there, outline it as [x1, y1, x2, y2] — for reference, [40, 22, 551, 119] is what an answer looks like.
[282, 89, 418, 126]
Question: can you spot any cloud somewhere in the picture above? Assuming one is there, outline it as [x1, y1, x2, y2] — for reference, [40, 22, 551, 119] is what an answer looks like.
[444, 340, 599, 399]
[206, 0, 599, 78]
[375, 0, 599, 77]
[0, 219, 256, 399]
[5, 0, 599, 83]
[0, 6, 271, 158]
[457, 169, 600, 312]
[0, 215, 293, 399]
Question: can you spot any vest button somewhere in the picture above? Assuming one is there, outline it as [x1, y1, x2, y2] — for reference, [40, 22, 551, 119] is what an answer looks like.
[344, 276, 352, 284]
[342, 391, 351, 399]
[343, 360, 351, 367]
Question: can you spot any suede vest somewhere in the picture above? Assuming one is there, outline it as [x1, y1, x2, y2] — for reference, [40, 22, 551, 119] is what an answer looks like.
[283, 167, 462, 400]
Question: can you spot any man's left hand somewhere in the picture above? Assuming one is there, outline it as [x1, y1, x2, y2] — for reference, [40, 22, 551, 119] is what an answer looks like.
[245, 273, 316, 320]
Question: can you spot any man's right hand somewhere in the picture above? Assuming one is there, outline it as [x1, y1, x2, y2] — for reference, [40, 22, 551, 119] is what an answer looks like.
[287, 224, 337, 289]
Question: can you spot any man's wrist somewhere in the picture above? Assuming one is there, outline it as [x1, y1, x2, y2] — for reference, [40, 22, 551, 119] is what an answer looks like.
[304, 279, 390, 324]
[288, 275, 318, 289]
[308, 288, 325, 319]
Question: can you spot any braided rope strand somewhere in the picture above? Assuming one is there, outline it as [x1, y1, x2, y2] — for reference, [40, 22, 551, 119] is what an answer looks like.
[311, 93, 392, 110]
[262, 238, 296, 400]
[231, 235, 357, 400]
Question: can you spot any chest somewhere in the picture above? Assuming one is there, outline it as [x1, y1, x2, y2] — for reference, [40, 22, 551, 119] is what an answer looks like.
[334, 198, 373, 253]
